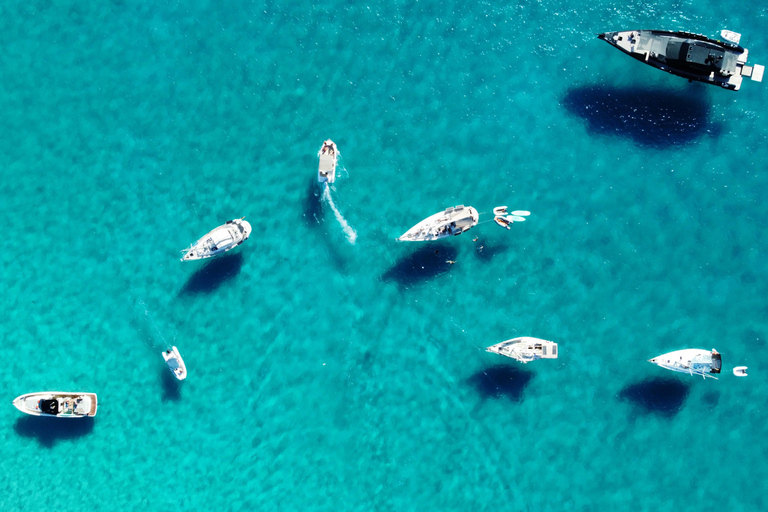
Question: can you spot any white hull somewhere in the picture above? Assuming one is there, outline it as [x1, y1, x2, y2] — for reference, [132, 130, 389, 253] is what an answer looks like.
[649, 348, 721, 379]
[163, 346, 187, 381]
[13, 392, 97, 418]
[486, 337, 558, 364]
[181, 219, 251, 261]
[397, 205, 479, 242]
[318, 140, 338, 184]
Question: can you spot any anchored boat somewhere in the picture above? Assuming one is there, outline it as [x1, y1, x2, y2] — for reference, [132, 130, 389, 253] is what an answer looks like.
[181, 218, 251, 261]
[13, 392, 98, 418]
[597, 29, 764, 91]
[318, 139, 338, 184]
[397, 205, 479, 242]
[486, 337, 558, 364]
[649, 348, 722, 379]
[163, 346, 187, 381]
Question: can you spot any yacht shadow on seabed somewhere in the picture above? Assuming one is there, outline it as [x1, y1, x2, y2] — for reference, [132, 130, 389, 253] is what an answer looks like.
[179, 252, 245, 295]
[562, 85, 718, 148]
[381, 244, 458, 287]
[468, 364, 534, 403]
[14, 416, 95, 448]
[618, 377, 691, 418]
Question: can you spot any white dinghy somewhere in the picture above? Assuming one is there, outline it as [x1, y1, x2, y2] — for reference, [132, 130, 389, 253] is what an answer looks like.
[163, 346, 187, 381]
[733, 366, 748, 377]
[181, 218, 251, 262]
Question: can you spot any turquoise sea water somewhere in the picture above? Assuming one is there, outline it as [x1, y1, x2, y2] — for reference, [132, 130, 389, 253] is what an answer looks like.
[1, 1, 768, 510]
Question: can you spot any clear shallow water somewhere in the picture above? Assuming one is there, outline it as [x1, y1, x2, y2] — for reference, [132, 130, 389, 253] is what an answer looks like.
[1, 1, 767, 510]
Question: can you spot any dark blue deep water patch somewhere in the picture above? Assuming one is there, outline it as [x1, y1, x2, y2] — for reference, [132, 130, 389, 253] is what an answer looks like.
[562, 85, 715, 147]
[619, 378, 691, 417]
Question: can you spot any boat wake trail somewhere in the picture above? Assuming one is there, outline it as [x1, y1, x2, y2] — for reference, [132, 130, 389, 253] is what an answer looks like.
[322, 183, 357, 245]
[134, 298, 172, 351]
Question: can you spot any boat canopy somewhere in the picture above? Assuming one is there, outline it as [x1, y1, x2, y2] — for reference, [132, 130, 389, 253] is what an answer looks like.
[41, 398, 58, 415]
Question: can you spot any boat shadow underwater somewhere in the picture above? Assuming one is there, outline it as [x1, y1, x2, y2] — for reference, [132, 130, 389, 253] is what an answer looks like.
[161, 370, 182, 402]
[14, 416, 95, 448]
[468, 364, 535, 403]
[562, 85, 719, 148]
[179, 252, 245, 295]
[381, 243, 458, 287]
[302, 175, 324, 228]
[618, 377, 691, 417]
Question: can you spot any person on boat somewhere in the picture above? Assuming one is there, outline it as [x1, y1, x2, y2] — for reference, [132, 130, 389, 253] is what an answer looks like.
[322, 140, 335, 155]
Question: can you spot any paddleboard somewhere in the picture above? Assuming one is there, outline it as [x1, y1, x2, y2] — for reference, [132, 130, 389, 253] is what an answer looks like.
[511, 210, 530, 216]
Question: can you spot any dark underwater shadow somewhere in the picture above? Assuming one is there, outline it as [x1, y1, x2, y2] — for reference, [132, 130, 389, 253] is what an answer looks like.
[161, 370, 182, 402]
[468, 364, 534, 402]
[562, 85, 715, 147]
[381, 243, 458, 286]
[302, 175, 324, 227]
[618, 377, 691, 417]
[179, 252, 244, 295]
[14, 416, 95, 448]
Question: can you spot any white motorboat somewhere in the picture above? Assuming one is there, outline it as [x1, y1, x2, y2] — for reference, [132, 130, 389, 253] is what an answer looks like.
[13, 392, 97, 418]
[486, 337, 558, 364]
[163, 346, 187, 381]
[181, 218, 252, 261]
[397, 205, 479, 242]
[318, 139, 338, 184]
[649, 348, 722, 379]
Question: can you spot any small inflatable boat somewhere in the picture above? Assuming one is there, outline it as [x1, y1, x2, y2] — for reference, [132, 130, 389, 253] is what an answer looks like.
[733, 366, 748, 377]
[493, 206, 508, 216]
[494, 216, 511, 229]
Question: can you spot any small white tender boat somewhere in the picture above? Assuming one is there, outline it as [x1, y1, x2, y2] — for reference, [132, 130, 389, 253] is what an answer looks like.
[397, 205, 479, 242]
[493, 206, 508, 216]
[163, 346, 187, 381]
[318, 139, 338, 184]
[181, 218, 251, 261]
[733, 366, 748, 377]
[13, 392, 97, 418]
[486, 337, 558, 364]
[494, 216, 511, 229]
[649, 348, 722, 379]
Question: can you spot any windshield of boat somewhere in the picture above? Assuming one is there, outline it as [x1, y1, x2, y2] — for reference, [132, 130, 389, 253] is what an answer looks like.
[41, 398, 59, 415]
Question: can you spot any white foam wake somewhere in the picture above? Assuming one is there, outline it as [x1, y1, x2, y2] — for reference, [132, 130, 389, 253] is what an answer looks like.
[322, 184, 357, 245]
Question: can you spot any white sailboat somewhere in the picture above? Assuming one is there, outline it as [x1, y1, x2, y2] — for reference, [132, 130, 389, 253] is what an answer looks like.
[486, 337, 558, 364]
[649, 348, 722, 379]
[181, 218, 251, 262]
[397, 205, 479, 241]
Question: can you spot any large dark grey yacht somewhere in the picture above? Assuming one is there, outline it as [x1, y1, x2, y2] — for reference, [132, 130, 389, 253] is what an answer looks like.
[598, 30, 763, 91]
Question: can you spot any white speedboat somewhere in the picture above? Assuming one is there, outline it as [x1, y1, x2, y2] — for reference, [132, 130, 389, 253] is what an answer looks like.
[181, 218, 251, 261]
[163, 346, 187, 381]
[486, 337, 558, 364]
[13, 392, 97, 418]
[649, 348, 722, 379]
[318, 139, 338, 184]
[397, 205, 479, 242]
